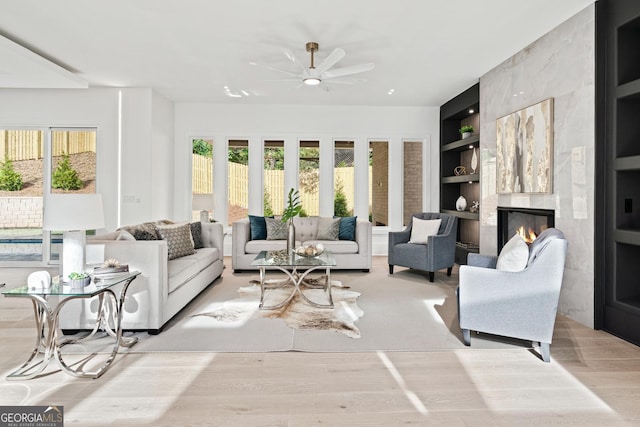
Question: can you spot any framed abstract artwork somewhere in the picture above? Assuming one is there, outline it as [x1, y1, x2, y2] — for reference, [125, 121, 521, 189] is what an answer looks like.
[496, 98, 554, 194]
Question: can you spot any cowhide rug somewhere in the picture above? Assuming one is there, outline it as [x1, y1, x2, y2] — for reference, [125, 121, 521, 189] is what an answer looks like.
[192, 279, 364, 338]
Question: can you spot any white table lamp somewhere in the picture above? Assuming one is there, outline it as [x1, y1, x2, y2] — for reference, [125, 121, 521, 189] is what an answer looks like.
[43, 194, 105, 281]
[192, 193, 215, 223]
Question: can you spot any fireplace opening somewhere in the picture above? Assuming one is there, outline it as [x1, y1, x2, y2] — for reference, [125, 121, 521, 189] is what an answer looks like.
[497, 207, 555, 252]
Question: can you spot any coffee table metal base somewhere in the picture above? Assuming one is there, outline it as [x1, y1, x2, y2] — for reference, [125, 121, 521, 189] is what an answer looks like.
[258, 265, 334, 310]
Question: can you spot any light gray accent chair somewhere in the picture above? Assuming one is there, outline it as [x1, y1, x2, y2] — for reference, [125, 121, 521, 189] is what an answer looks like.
[388, 212, 458, 282]
[457, 228, 568, 362]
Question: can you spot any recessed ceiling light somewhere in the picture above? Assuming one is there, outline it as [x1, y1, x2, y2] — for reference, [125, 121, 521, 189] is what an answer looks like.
[388, 89, 395, 95]
[468, 109, 474, 114]
[468, 145, 474, 149]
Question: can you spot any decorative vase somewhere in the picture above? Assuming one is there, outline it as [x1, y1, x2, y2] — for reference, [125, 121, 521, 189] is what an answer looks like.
[456, 196, 467, 212]
[471, 147, 478, 174]
[287, 221, 296, 253]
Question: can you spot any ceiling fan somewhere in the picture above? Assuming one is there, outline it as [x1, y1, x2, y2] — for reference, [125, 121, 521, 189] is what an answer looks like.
[254, 42, 375, 88]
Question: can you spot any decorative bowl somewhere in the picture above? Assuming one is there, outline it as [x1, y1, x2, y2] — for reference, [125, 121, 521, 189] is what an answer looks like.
[69, 276, 92, 288]
[295, 243, 325, 258]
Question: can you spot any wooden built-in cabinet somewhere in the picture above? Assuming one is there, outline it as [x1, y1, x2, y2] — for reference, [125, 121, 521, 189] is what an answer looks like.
[440, 83, 480, 265]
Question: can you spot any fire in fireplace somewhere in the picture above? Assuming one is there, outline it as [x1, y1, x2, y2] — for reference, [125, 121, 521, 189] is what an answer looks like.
[497, 207, 555, 252]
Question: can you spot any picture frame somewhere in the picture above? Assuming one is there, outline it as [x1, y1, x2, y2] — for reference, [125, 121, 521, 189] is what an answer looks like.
[496, 98, 554, 194]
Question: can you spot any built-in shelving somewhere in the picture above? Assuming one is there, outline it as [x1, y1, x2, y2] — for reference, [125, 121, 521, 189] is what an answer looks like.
[440, 83, 480, 265]
[596, 0, 640, 345]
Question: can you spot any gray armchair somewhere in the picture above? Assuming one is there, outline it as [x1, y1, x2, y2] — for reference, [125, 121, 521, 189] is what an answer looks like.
[388, 212, 458, 282]
[457, 228, 568, 362]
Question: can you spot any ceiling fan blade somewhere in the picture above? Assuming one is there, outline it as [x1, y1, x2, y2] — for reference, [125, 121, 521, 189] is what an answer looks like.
[283, 48, 309, 77]
[316, 48, 346, 74]
[264, 77, 304, 82]
[323, 62, 375, 79]
[250, 62, 302, 79]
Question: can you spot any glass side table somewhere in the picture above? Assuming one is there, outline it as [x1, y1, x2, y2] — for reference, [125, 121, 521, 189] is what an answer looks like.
[2, 271, 140, 380]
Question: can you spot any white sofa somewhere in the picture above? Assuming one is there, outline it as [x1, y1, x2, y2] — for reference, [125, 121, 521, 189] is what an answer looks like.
[59, 221, 224, 334]
[232, 216, 372, 271]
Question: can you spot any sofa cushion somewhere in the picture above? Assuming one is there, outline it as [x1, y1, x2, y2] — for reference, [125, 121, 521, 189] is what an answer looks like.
[133, 229, 158, 240]
[245, 239, 288, 254]
[496, 234, 529, 272]
[167, 247, 219, 294]
[190, 222, 204, 249]
[337, 216, 357, 241]
[304, 239, 359, 254]
[293, 216, 319, 241]
[266, 217, 288, 240]
[317, 217, 340, 240]
[409, 217, 441, 244]
[249, 215, 273, 240]
[155, 223, 196, 260]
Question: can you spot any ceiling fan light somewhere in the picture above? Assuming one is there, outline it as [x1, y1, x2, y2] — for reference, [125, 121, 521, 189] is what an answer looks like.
[304, 77, 321, 86]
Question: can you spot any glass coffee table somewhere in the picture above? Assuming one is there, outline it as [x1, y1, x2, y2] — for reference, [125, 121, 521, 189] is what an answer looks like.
[251, 250, 336, 310]
[1, 271, 140, 380]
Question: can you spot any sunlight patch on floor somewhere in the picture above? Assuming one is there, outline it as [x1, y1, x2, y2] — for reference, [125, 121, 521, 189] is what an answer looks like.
[422, 298, 447, 325]
[454, 350, 617, 414]
[377, 351, 428, 415]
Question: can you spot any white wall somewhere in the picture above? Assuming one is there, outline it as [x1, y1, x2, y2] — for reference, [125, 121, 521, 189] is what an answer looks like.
[479, 5, 595, 327]
[173, 103, 440, 255]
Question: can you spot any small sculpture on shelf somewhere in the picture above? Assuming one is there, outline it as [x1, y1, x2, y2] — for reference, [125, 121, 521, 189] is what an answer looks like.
[471, 147, 478, 174]
[470, 200, 479, 214]
[454, 166, 467, 176]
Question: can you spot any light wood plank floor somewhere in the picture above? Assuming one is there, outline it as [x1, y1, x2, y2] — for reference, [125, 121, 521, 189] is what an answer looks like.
[1, 258, 640, 426]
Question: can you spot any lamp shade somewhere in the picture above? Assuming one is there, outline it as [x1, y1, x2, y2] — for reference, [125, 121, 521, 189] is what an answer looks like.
[192, 193, 215, 211]
[43, 194, 105, 231]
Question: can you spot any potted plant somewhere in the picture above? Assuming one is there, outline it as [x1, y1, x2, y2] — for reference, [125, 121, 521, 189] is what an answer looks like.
[459, 125, 474, 139]
[281, 188, 302, 252]
[68, 272, 91, 287]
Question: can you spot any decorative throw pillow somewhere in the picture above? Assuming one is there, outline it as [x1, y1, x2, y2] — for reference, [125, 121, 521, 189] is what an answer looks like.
[496, 233, 529, 272]
[155, 223, 196, 260]
[317, 217, 340, 240]
[249, 215, 271, 240]
[190, 222, 204, 249]
[133, 229, 158, 241]
[337, 216, 357, 241]
[408, 217, 442, 244]
[265, 217, 288, 240]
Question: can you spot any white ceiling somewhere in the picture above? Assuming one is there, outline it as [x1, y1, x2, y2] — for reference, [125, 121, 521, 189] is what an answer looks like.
[0, 0, 594, 107]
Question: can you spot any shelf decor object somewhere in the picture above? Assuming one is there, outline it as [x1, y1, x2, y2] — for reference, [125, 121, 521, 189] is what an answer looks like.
[456, 196, 467, 212]
[471, 147, 478, 174]
[496, 98, 554, 194]
[43, 194, 105, 282]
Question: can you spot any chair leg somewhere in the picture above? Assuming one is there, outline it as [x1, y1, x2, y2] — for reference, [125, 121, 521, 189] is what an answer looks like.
[389, 265, 394, 274]
[540, 342, 551, 363]
[447, 267, 452, 276]
[462, 329, 471, 346]
[428, 271, 434, 282]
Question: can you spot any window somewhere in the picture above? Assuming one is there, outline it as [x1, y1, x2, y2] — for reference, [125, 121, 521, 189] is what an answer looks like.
[191, 138, 214, 222]
[403, 140, 423, 226]
[334, 140, 354, 217]
[228, 139, 249, 224]
[369, 141, 389, 226]
[299, 140, 319, 216]
[0, 128, 97, 264]
[264, 140, 284, 216]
